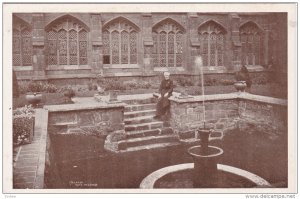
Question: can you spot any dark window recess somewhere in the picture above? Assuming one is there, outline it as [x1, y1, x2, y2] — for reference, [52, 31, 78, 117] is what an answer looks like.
[103, 55, 110, 64]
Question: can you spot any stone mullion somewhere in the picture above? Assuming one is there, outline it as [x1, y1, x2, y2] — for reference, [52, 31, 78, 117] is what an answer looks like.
[128, 32, 130, 65]
[77, 27, 80, 66]
[208, 34, 211, 67]
[109, 32, 112, 65]
[19, 32, 24, 66]
[65, 19, 69, 66]
[158, 34, 160, 67]
[166, 33, 169, 67]
[118, 31, 121, 65]
[174, 33, 176, 68]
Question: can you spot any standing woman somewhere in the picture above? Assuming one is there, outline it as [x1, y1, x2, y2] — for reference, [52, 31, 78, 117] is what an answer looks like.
[154, 71, 173, 120]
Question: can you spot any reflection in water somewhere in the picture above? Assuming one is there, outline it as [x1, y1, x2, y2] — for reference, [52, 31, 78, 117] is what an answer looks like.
[46, 128, 287, 188]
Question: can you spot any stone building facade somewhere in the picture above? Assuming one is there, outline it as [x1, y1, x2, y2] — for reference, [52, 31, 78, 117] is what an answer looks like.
[12, 12, 287, 84]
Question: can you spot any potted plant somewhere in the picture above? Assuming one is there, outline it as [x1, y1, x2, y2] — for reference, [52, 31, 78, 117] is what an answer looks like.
[234, 66, 251, 92]
[63, 86, 75, 103]
[25, 80, 43, 107]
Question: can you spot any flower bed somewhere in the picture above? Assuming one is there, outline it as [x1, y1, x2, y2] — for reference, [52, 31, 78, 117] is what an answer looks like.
[13, 105, 35, 146]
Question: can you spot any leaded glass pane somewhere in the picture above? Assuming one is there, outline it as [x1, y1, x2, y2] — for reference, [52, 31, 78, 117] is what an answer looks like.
[129, 31, 137, 64]
[58, 29, 67, 65]
[168, 33, 174, 54]
[159, 32, 167, 54]
[160, 54, 167, 67]
[47, 31, 57, 65]
[103, 20, 139, 66]
[240, 23, 262, 66]
[176, 54, 182, 67]
[121, 31, 129, 64]
[13, 30, 21, 66]
[13, 22, 33, 66]
[152, 33, 158, 67]
[111, 31, 119, 64]
[175, 33, 183, 67]
[103, 31, 110, 56]
[69, 30, 78, 65]
[22, 37, 32, 66]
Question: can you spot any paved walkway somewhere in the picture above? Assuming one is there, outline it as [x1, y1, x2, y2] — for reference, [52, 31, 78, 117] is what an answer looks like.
[13, 109, 48, 189]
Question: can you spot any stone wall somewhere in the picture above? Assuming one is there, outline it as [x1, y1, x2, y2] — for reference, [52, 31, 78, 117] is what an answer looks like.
[238, 99, 287, 136]
[46, 103, 125, 136]
[169, 93, 287, 137]
[12, 12, 287, 83]
[170, 99, 239, 134]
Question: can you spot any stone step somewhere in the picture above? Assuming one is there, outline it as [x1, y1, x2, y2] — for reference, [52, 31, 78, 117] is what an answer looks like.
[124, 115, 155, 125]
[51, 121, 77, 127]
[179, 138, 200, 144]
[122, 98, 157, 105]
[125, 103, 156, 112]
[118, 134, 179, 150]
[119, 142, 179, 153]
[125, 127, 174, 139]
[125, 121, 163, 132]
[124, 109, 156, 119]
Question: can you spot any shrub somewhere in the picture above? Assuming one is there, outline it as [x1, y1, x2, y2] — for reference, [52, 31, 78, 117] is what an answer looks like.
[204, 77, 217, 86]
[18, 81, 30, 94]
[18, 81, 59, 93]
[13, 105, 35, 145]
[102, 79, 126, 91]
[139, 81, 152, 89]
[42, 83, 58, 93]
[175, 77, 194, 87]
[28, 81, 43, 93]
[123, 80, 138, 90]
[219, 79, 235, 86]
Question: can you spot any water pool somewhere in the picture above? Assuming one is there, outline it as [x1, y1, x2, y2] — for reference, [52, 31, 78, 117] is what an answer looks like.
[46, 128, 287, 188]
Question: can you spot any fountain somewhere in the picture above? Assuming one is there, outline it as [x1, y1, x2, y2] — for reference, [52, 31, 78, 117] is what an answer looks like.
[188, 129, 224, 188]
[139, 56, 272, 188]
[186, 56, 224, 187]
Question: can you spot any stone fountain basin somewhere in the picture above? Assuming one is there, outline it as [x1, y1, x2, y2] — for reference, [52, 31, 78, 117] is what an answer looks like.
[188, 145, 223, 157]
[140, 163, 271, 188]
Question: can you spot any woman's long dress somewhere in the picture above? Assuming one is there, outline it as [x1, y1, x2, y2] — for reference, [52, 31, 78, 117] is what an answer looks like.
[156, 79, 173, 117]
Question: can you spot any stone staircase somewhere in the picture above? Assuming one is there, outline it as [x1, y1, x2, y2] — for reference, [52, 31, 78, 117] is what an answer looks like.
[114, 99, 180, 153]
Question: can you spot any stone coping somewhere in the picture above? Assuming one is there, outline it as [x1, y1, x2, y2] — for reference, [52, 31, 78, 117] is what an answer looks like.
[169, 92, 287, 106]
[140, 163, 271, 189]
[44, 102, 126, 112]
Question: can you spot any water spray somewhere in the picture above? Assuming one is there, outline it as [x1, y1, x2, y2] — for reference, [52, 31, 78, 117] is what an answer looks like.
[195, 56, 205, 129]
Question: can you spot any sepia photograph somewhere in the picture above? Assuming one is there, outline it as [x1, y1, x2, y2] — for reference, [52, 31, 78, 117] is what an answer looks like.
[2, 2, 297, 196]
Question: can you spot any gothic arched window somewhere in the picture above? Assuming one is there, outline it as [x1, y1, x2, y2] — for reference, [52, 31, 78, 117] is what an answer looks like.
[13, 17, 32, 67]
[152, 20, 184, 67]
[46, 17, 88, 66]
[102, 18, 138, 65]
[240, 22, 263, 66]
[198, 21, 226, 67]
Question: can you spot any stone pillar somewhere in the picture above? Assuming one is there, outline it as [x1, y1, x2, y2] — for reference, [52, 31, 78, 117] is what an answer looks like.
[32, 13, 46, 78]
[188, 13, 200, 73]
[142, 13, 153, 75]
[90, 14, 103, 75]
[229, 13, 241, 71]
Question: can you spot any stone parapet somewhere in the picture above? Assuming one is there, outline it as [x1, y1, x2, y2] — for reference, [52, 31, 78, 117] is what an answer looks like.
[169, 92, 287, 138]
